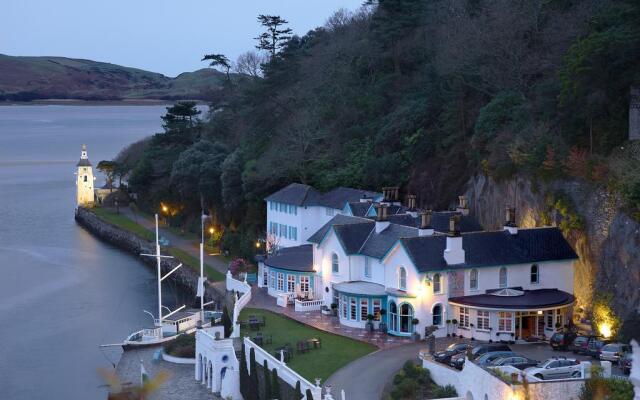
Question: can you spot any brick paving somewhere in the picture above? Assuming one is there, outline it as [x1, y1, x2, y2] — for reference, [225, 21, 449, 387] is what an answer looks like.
[248, 286, 414, 349]
[115, 346, 219, 400]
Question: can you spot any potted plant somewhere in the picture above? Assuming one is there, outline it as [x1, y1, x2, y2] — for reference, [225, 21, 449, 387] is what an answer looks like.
[379, 309, 388, 332]
[321, 305, 332, 315]
[411, 318, 420, 341]
[470, 323, 475, 341]
[330, 302, 338, 316]
[555, 322, 562, 332]
[366, 314, 375, 332]
[445, 319, 452, 337]
[451, 319, 458, 337]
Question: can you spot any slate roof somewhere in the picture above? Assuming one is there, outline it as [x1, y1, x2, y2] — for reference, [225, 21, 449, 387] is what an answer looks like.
[449, 289, 575, 309]
[359, 223, 418, 259]
[400, 227, 578, 273]
[263, 244, 314, 272]
[307, 214, 372, 244]
[347, 201, 373, 217]
[387, 211, 483, 233]
[334, 223, 376, 254]
[77, 158, 92, 167]
[265, 183, 380, 210]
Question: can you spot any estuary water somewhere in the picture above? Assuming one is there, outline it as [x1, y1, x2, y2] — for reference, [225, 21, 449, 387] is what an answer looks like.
[0, 105, 191, 399]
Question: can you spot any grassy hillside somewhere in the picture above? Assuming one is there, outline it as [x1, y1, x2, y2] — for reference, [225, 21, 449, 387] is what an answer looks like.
[0, 54, 227, 101]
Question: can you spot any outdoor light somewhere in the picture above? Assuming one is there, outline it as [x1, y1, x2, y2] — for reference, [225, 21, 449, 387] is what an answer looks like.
[599, 322, 612, 339]
[162, 205, 168, 213]
[209, 227, 214, 234]
[537, 310, 543, 315]
[255, 242, 260, 248]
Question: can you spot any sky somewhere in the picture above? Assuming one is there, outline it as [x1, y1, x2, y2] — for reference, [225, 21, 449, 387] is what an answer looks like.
[2, 0, 365, 77]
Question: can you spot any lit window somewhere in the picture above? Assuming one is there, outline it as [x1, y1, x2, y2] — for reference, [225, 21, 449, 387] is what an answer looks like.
[287, 275, 295, 292]
[350, 297, 357, 320]
[300, 276, 309, 293]
[498, 311, 513, 332]
[399, 267, 407, 290]
[470, 269, 478, 290]
[499, 267, 507, 288]
[530, 264, 539, 284]
[360, 298, 368, 321]
[459, 307, 469, 328]
[432, 304, 443, 326]
[372, 299, 381, 321]
[477, 310, 490, 330]
[332, 253, 339, 273]
[433, 273, 442, 294]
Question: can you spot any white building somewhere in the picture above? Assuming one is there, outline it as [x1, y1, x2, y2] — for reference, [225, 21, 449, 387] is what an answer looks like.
[76, 144, 95, 206]
[259, 184, 578, 341]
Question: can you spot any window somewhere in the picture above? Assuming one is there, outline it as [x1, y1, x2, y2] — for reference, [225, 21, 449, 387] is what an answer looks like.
[470, 269, 478, 290]
[287, 275, 295, 292]
[276, 272, 284, 291]
[269, 201, 274, 210]
[477, 310, 490, 330]
[270, 271, 276, 289]
[83, 175, 87, 182]
[530, 264, 539, 284]
[300, 276, 309, 293]
[399, 267, 407, 290]
[331, 253, 339, 273]
[360, 299, 368, 321]
[499, 267, 507, 288]
[432, 304, 443, 326]
[279, 203, 286, 212]
[433, 273, 442, 294]
[546, 311, 553, 329]
[326, 207, 335, 216]
[498, 311, 513, 332]
[364, 257, 371, 278]
[341, 295, 347, 318]
[289, 205, 297, 215]
[350, 297, 357, 320]
[289, 226, 297, 241]
[459, 307, 470, 328]
[389, 302, 398, 332]
[556, 313, 563, 329]
[399, 303, 414, 333]
[373, 299, 381, 321]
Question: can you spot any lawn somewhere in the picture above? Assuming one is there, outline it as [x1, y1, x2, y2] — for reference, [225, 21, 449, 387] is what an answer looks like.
[166, 247, 225, 282]
[239, 308, 376, 382]
[91, 207, 154, 241]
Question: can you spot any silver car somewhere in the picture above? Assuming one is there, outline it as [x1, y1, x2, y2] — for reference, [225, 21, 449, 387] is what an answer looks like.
[525, 358, 582, 380]
[599, 343, 631, 364]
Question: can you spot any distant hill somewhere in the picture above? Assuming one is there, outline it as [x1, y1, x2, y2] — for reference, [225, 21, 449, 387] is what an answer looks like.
[0, 54, 226, 102]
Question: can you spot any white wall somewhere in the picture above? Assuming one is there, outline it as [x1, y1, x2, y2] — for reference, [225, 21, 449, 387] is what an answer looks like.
[317, 231, 352, 305]
[463, 261, 574, 295]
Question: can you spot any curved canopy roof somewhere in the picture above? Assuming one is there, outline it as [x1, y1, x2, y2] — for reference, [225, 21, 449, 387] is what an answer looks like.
[448, 289, 574, 310]
[333, 281, 386, 296]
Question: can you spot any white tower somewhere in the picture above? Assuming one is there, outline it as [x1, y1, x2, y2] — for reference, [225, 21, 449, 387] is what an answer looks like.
[76, 144, 95, 206]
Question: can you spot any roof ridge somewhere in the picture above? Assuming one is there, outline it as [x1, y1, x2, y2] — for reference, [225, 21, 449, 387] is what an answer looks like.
[356, 224, 377, 254]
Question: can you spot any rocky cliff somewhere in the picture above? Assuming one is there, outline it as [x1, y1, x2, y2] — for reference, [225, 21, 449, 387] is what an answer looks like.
[465, 175, 640, 324]
[74, 207, 224, 303]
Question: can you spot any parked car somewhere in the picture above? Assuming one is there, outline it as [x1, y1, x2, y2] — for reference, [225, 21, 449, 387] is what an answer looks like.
[490, 356, 539, 370]
[550, 332, 577, 351]
[569, 335, 590, 354]
[587, 338, 611, 359]
[599, 343, 631, 364]
[450, 353, 466, 370]
[470, 344, 512, 359]
[525, 358, 582, 380]
[434, 343, 471, 364]
[476, 351, 517, 366]
[620, 352, 632, 375]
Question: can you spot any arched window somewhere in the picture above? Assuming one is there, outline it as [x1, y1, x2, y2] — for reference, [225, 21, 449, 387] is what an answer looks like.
[399, 267, 407, 290]
[432, 304, 443, 326]
[433, 273, 442, 294]
[470, 269, 478, 290]
[530, 264, 539, 284]
[389, 302, 398, 332]
[399, 303, 414, 334]
[499, 267, 507, 288]
[332, 253, 339, 273]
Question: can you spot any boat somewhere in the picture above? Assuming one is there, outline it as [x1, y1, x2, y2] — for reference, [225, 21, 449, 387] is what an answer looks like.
[116, 213, 219, 349]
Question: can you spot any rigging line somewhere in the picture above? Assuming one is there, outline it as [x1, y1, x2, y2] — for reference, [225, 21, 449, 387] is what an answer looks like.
[99, 280, 131, 369]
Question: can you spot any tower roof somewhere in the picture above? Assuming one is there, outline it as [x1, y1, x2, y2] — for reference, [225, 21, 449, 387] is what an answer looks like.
[77, 144, 92, 166]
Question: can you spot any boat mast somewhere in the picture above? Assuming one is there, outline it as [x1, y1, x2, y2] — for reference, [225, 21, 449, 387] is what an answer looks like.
[156, 213, 162, 327]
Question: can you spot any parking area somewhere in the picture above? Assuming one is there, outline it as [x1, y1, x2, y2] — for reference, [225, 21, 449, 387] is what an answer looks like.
[509, 342, 625, 376]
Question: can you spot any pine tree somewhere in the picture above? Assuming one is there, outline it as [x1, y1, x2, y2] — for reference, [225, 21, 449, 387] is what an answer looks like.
[249, 348, 259, 400]
[240, 344, 250, 399]
[294, 381, 303, 400]
[305, 388, 314, 400]
[263, 360, 271, 399]
[221, 305, 233, 338]
[254, 15, 292, 58]
[271, 368, 281, 400]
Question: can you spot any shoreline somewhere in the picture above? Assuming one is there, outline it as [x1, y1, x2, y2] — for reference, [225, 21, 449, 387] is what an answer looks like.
[0, 99, 209, 106]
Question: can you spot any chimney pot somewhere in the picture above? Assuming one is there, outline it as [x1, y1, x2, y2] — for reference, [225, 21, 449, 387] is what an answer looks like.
[449, 215, 461, 236]
[504, 207, 518, 234]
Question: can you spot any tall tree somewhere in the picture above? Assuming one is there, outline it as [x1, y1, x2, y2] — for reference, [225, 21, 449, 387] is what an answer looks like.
[239, 344, 250, 400]
[262, 360, 271, 399]
[249, 348, 259, 400]
[255, 15, 293, 58]
[271, 368, 281, 399]
[161, 101, 201, 133]
[202, 53, 232, 80]
[96, 160, 117, 191]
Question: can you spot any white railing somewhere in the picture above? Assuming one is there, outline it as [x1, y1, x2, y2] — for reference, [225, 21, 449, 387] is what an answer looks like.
[227, 270, 252, 338]
[276, 292, 295, 307]
[243, 337, 322, 400]
[294, 298, 324, 312]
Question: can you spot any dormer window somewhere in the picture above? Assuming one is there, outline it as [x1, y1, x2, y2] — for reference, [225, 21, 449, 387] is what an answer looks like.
[499, 267, 507, 288]
[433, 273, 442, 294]
[530, 264, 539, 284]
[470, 269, 478, 290]
[399, 267, 407, 290]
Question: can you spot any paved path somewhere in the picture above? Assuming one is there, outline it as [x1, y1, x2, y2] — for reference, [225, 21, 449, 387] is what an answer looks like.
[115, 346, 219, 400]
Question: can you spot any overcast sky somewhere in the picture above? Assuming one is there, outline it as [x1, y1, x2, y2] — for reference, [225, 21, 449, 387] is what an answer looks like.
[2, 0, 364, 77]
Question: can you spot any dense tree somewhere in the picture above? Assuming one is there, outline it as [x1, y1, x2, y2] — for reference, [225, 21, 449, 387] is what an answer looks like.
[255, 15, 293, 58]
[97, 160, 117, 190]
[161, 101, 201, 133]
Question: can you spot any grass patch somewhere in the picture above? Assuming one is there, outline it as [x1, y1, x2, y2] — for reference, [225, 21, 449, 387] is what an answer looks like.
[167, 247, 225, 282]
[91, 207, 154, 241]
[163, 334, 195, 358]
[239, 308, 375, 382]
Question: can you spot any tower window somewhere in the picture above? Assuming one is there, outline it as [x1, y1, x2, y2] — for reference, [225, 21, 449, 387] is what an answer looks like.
[84, 176, 87, 182]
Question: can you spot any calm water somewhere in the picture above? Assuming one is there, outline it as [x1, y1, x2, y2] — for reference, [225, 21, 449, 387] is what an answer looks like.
[0, 106, 192, 399]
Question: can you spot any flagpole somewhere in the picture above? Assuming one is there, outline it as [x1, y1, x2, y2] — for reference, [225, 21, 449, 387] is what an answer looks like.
[200, 212, 206, 321]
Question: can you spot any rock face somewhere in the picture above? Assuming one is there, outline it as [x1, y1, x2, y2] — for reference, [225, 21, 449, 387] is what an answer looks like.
[74, 207, 223, 303]
[465, 175, 640, 320]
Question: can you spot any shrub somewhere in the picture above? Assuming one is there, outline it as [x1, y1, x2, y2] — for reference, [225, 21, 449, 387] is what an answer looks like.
[229, 258, 250, 276]
[390, 378, 420, 400]
[163, 334, 195, 358]
[431, 384, 458, 398]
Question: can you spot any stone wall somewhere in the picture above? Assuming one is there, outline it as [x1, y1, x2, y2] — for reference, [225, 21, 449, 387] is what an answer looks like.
[465, 175, 640, 323]
[74, 207, 223, 303]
